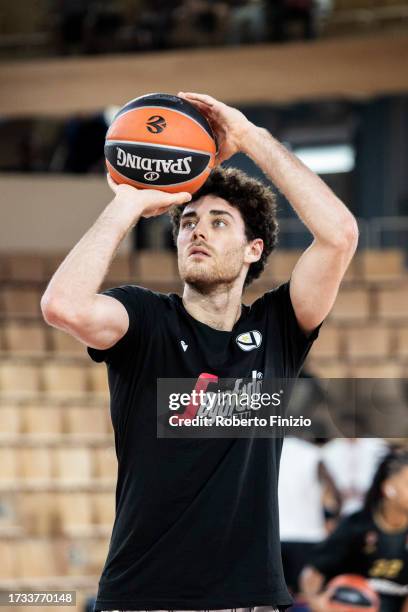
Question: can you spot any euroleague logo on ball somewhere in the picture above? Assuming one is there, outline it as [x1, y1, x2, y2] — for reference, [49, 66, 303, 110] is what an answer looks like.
[146, 115, 167, 134]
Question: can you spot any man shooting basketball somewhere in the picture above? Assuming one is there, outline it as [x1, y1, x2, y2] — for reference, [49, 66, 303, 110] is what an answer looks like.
[41, 92, 358, 612]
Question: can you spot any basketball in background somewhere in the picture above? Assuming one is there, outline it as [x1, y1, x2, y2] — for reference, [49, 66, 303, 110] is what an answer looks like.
[325, 574, 380, 612]
[105, 93, 217, 194]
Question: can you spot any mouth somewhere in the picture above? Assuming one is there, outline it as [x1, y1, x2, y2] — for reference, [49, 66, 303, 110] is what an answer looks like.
[188, 247, 211, 258]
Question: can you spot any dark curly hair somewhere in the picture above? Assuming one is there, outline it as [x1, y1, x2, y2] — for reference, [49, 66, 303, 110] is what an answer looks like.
[169, 166, 278, 287]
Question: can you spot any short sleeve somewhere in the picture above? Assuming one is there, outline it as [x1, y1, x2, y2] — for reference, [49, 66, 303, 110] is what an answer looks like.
[310, 515, 358, 578]
[87, 284, 157, 365]
[264, 281, 322, 376]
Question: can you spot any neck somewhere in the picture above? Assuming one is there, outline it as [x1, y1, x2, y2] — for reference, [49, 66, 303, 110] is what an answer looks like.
[182, 282, 244, 331]
[375, 500, 408, 533]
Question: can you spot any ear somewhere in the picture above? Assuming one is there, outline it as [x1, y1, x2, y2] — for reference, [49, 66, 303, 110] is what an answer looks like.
[245, 238, 264, 264]
[384, 484, 397, 498]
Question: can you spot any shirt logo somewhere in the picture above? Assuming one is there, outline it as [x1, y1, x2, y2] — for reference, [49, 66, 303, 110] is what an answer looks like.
[236, 330, 262, 352]
[180, 340, 188, 352]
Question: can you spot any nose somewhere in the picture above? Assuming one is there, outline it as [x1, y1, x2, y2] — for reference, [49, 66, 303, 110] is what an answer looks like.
[192, 219, 208, 242]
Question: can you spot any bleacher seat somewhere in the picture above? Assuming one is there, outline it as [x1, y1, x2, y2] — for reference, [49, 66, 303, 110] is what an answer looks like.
[92, 492, 115, 529]
[360, 249, 405, 280]
[0, 287, 41, 318]
[88, 364, 109, 395]
[0, 448, 18, 484]
[0, 540, 18, 578]
[93, 446, 117, 482]
[306, 360, 349, 378]
[20, 492, 57, 536]
[1, 253, 46, 283]
[19, 447, 53, 483]
[309, 325, 341, 359]
[344, 324, 391, 359]
[105, 255, 134, 283]
[41, 362, 89, 396]
[136, 250, 178, 282]
[351, 361, 402, 377]
[15, 539, 58, 578]
[64, 406, 107, 436]
[0, 492, 20, 536]
[53, 447, 93, 485]
[377, 285, 408, 320]
[49, 327, 86, 356]
[43, 252, 66, 278]
[397, 326, 408, 358]
[2, 321, 47, 355]
[0, 362, 40, 395]
[55, 492, 94, 537]
[263, 250, 302, 283]
[59, 537, 102, 577]
[21, 405, 62, 436]
[0, 406, 21, 435]
[329, 287, 371, 321]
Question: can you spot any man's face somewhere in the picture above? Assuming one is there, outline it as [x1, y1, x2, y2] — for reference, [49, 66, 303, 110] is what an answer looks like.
[177, 194, 262, 290]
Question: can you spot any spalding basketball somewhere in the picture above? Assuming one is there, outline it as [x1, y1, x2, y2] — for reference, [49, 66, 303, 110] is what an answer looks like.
[105, 93, 217, 194]
[325, 574, 380, 612]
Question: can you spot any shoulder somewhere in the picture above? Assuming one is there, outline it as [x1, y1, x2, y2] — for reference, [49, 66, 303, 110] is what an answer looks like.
[338, 510, 373, 534]
[102, 284, 175, 310]
[247, 281, 290, 316]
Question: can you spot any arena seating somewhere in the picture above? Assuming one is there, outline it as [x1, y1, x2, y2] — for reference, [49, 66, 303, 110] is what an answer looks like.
[326, 0, 408, 36]
[0, 247, 406, 608]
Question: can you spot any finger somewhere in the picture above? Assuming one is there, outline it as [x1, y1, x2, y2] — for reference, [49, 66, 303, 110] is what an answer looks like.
[179, 92, 218, 107]
[168, 191, 192, 205]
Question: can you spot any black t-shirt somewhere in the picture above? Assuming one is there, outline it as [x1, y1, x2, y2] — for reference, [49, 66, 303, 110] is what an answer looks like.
[87, 281, 320, 611]
[310, 509, 408, 612]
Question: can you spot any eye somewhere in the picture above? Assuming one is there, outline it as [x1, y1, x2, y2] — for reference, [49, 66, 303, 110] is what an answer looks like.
[182, 219, 196, 229]
[213, 218, 227, 227]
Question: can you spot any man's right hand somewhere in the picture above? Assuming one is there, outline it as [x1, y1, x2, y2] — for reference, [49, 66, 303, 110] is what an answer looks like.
[107, 173, 192, 219]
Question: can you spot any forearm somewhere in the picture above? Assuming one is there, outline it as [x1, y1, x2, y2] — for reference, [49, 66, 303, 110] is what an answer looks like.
[242, 125, 357, 247]
[299, 566, 326, 611]
[41, 197, 141, 318]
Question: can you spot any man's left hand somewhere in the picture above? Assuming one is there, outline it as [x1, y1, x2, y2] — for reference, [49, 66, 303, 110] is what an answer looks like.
[178, 91, 252, 164]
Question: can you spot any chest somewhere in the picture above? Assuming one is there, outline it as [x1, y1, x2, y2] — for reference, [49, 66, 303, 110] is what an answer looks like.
[148, 308, 285, 379]
[360, 529, 408, 582]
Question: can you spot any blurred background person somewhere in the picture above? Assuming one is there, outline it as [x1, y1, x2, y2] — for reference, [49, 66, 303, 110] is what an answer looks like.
[300, 448, 408, 612]
[321, 436, 389, 516]
[279, 436, 341, 597]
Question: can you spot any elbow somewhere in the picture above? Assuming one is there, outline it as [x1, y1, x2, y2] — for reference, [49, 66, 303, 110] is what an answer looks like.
[40, 293, 58, 325]
[40, 293, 80, 328]
[331, 215, 359, 253]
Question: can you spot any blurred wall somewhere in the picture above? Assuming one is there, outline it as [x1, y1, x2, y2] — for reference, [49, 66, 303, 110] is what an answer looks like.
[0, 174, 131, 252]
[0, 33, 407, 116]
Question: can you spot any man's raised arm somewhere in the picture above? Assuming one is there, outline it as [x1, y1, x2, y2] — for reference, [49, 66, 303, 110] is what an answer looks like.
[178, 92, 358, 335]
[40, 176, 191, 350]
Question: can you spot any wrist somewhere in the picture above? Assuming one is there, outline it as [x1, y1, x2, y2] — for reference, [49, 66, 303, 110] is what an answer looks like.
[240, 123, 271, 156]
[103, 196, 143, 231]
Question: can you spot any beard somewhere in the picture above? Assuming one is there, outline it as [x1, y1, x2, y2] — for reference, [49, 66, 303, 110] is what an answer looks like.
[178, 244, 245, 292]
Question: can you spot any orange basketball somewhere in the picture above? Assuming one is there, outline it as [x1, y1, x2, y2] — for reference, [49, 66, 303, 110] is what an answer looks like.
[105, 93, 217, 194]
[325, 574, 380, 612]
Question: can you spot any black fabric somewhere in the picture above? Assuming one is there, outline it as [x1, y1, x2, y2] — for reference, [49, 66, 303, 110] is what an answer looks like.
[281, 541, 319, 594]
[87, 281, 321, 612]
[310, 509, 408, 612]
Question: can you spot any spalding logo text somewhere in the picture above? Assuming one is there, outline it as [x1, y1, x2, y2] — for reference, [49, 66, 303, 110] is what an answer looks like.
[116, 147, 192, 175]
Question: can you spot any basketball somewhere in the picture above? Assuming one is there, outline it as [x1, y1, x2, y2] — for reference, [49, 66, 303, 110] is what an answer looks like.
[105, 92, 217, 194]
[325, 574, 380, 612]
